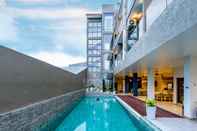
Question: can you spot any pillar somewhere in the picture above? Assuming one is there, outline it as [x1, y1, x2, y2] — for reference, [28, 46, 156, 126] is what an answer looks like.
[123, 79, 125, 93]
[147, 68, 155, 99]
[122, 0, 128, 60]
[173, 74, 178, 104]
[184, 56, 197, 118]
[132, 73, 138, 96]
[126, 76, 128, 93]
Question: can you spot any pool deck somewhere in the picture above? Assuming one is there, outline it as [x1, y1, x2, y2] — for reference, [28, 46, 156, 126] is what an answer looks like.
[117, 95, 197, 131]
[150, 118, 197, 131]
[118, 95, 180, 117]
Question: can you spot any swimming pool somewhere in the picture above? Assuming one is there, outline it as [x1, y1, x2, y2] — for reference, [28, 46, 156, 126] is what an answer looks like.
[55, 96, 160, 131]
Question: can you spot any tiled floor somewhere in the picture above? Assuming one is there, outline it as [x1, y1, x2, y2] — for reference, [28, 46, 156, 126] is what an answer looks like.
[137, 96, 182, 116]
[137, 96, 183, 116]
[150, 118, 197, 131]
[117, 95, 197, 131]
[118, 95, 180, 117]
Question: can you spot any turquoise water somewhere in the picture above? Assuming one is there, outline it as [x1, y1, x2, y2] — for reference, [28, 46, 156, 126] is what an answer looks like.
[55, 97, 156, 131]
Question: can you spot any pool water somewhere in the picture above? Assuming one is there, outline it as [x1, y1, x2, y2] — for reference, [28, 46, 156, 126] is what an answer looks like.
[55, 97, 157, 131]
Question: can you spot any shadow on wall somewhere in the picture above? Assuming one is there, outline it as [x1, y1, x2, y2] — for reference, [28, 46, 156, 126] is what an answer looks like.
[0, 45, 87, 113]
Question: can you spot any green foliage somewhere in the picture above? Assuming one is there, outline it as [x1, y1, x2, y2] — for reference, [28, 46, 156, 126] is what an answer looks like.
[146, 99, 156, 107]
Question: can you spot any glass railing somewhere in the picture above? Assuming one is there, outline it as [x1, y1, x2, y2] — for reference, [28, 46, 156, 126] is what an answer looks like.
[127, 19, 139, 51]
[114, 51, 123, 67]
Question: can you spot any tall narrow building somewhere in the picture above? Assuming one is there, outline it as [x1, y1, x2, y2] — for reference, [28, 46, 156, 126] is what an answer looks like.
[86, 5, 114, 88]
[86, 14, 102, 87]
[101, 5, 114, 90]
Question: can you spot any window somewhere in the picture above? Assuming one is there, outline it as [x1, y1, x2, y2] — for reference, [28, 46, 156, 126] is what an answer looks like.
[88, 22, 93, 27]
[104, 60, 110, 70]
[88, 40, 93, 44]
[98, 28, 101, 32]
[103, 34, 112, 50]
[104, 42, 110, 50]
[97, 32, 102, 37]
[104, 14, 113, 32]
[97, 22, 102, 27]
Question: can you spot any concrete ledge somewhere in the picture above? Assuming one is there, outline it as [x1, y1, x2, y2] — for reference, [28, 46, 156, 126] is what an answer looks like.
[0, 89, 85, 131]
[85, 92, 115, 97]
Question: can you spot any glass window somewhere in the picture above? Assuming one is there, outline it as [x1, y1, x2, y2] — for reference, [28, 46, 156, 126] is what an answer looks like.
[88, 22, 93, 27]
[98, 28, 101, 32]
[97, 32, 101, 37]
[97, 44, 101, 50]
[104, 15, 113, 32]
[104, 60, 110, 70]
[90, 27, 97, 32]
[104, 42, 110, 50]
[93, 23, 97, 27]
[98, 22, 102, 27]
[92, 33, 97, 37]
[88, 33, 92, 38]
[92, 40, 97, 45]
[88, 40, 92, 44]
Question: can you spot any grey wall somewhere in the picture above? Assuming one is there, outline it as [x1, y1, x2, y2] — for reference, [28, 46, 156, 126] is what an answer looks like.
[0, 45, 87, 113]
[0, 89, 85, 131]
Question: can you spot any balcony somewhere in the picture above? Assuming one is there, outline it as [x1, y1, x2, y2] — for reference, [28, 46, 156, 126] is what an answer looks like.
[114, 0, 197, 74]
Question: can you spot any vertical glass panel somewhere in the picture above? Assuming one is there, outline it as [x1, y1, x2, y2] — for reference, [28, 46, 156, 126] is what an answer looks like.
[104, 14, 113, 32]
[104, 42, 110, 50]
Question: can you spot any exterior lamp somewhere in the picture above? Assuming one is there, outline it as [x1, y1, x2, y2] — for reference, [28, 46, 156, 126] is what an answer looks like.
[131, 12, 143, 23]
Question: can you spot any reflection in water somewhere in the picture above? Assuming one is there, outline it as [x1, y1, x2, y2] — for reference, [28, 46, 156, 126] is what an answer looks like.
[55, 97, 139, 131]
[74, 122, 86, 131]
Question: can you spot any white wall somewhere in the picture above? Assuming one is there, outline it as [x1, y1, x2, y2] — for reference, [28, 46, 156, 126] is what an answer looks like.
[184, 56, 197, 118]
[0, 46, 86, 113]
[146, 0, 166, 31]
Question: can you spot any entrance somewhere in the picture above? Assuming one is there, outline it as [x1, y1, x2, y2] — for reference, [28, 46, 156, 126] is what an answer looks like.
[177, 78, 184, 103]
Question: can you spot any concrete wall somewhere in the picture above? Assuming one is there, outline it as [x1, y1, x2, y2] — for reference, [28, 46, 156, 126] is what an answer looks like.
[184, 56, 197, 118]
[0, 89, 85, 131]
[0, 45, 87, 130]
[0, 46, 86, 113]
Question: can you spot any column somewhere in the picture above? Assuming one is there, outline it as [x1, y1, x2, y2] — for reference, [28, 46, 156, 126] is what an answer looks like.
[123, 79, 125, 93]
[173, 74, 178, 104]
[147, 68, 155, 99]
[132, 73, 138, 96]
[184, 56, 197, 118]
[112, 75, 115, 93]
[122, 0, 128, 60]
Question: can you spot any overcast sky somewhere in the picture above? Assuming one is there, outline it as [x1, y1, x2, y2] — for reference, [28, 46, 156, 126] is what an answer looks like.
[0, 0, 118, 68]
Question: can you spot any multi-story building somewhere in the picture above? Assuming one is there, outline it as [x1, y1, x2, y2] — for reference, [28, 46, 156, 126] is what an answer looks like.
[86, 5, 114, 88]
[86, 13, 102, 87]
[110, 0, 197, 119]
[66, 62, 87, 74]
[101, 5, 114, 91]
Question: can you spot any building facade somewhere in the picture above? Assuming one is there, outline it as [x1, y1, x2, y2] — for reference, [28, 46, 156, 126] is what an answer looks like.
[110, 0, 197, 119]
[66, 62, 87, 74]
[86, 13, 102, 87]
[86, 5, 114, 88]
[101, 5, 114, 91]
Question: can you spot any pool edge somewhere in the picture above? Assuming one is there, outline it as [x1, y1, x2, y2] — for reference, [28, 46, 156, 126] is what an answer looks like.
[115, 96, 162, 131]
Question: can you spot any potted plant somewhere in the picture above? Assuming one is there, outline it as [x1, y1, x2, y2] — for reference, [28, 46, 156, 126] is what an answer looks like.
[146, 98, 156, 120]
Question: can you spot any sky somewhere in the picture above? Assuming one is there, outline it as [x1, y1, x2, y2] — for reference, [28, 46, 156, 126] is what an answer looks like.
[0, 0, 118, 68]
